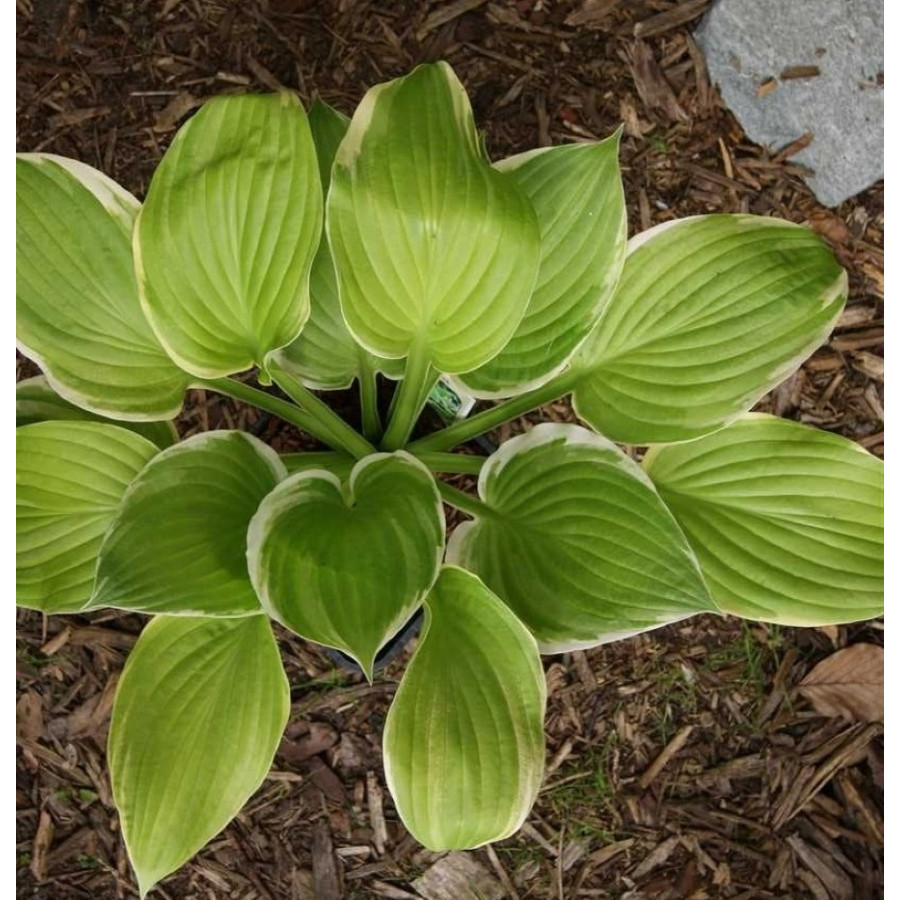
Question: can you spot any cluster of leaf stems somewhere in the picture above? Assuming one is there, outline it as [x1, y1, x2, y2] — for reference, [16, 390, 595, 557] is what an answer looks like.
[199, 358, 579, 520]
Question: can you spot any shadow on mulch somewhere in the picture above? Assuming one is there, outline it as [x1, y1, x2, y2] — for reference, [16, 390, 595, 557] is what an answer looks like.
[17, 1, 882, 898]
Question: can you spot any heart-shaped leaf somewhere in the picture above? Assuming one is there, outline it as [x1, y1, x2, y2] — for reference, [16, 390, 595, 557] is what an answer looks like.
[458, 134, 626, 397]
[383, 566, 546, 850]
[248, 452, 444, 678]
[447, 424, 715, 651]
[16, 154, 190, 419]
[17, 375, 178, 448]
[90, 431, 285, 616]
[17, 422, 158, 613]
[136, 93, 322, 378]
[109, 615, 289, 898]
[570, 215, 847, 443]
[644, 414, 884, 625]
[327, 62, 541, 374]
[276, 98, 403, 389]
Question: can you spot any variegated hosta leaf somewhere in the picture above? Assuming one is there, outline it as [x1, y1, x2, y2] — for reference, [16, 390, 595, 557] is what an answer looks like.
[248, 452, 444, 679]
[16, 154, 190, 419]
[327, 62, 541, 374]
[644, 414, 884, 625]
[90, 432, 285, 616]
[383, 566, 546, 850]
[570, 215, 848, 443]
[136, 93, 322, 378]
[17, 375, 178, 448]
[277, 98, 403, 388]
[109, 615, 289, 898]
[16, 422, 158, 613]
[458, 133, 627, 397]
[447, 424, 715, 652]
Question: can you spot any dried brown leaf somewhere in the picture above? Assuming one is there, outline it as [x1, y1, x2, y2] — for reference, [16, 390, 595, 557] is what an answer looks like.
[798, 645, 884, 723]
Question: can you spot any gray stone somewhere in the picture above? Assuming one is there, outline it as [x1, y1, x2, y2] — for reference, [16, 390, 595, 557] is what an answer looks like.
[695, 0, 883, 208]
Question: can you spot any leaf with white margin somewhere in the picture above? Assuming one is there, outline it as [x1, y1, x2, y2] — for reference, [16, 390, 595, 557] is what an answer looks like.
[383, 566, 546, 850]
[89, 431, 285, 616]
[16, 154, 190, 420]
[248, 452, 444, 679]
[447, 423, 715, 651]
[458, 133, 626, 397]
[109, 614, 289, 898]
[569, 215, 847, 443]
[644, 414, 883, 625]
[136, 93, 322, 378]
[327, 62, 541, 374]
[276, 99, 403, 388]
[17, 421, 158, 613]
[17, 375, 178, 448]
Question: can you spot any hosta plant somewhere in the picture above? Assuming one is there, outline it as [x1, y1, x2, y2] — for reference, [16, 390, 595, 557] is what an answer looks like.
[16, 62, 883, 896]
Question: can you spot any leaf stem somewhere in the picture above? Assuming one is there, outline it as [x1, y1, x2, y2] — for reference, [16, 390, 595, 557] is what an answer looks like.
[409, 369, 581, 453]
[197, 377, 339, 446]
[266, 358, 375, 459]
[380, 344, 439, 451]
[435, 481, 494, 519]
[357, 356, 382, 443]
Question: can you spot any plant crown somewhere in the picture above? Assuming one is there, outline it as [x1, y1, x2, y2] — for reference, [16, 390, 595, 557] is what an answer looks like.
[16, 61, 883, 897]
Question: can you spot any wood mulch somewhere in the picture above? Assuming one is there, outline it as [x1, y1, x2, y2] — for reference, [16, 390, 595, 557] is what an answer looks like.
[16, 1, 883, 898]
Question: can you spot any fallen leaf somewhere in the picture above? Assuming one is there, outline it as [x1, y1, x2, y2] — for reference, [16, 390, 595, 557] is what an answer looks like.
[16, 692, 44, 743]
[798, 644, 883, 722]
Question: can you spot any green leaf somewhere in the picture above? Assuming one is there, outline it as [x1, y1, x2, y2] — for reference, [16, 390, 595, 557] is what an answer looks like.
[383, 566, 546, 850]
[135, 93, 322, 378]
[644, 414, 884, 625]
[458, 134, 627, 397]
[16, 154, 190, 420]
[248, 452, 444, 678]
[327, 62, 541, 374]
[276, 99, 403, 389]
[447, 424, 714, 651]
[109, 615, 289, 898]
[90, 431, 285, 616]
[570, 215, 847, 443]
[17, 422, 158, 613]
[17, 375, 178, 448]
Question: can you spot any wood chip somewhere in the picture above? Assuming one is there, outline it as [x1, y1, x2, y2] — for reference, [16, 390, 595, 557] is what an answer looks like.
[311, 819, 342, 900]
[630, 835, 680, 879]
[30, 809, 54, 882]
[366, 772, 389, 855]
[418, 0, 489, 38]
[633, 0, 709, 38]
[780, 65, 821, 80]
[630, 41, 688, 121]
[639, 725, 693, 788]
[565, 0, 620, 28]
[412, 852, 505, 900]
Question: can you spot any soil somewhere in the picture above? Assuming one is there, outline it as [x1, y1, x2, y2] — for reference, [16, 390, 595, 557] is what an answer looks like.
[16, 2, 884, 898]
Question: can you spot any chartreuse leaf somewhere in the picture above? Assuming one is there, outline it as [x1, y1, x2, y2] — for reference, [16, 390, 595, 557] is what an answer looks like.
[644, 414, 884, 625]
[16, 422, 157, 613]
[16, 375, 178, 448]
[248, 452, 444, 679]
[327, 62, 541, 374]
[570, 215, 848, 443]
[458, 134, 627, 397]
[90, 432, 285, 616]
[16, 154, 190, 420]
[447, 424, 714, 652]
[277, 99, 403, 388]
[109, 615, 289, 898]
[383, 566, 546, 850]
[135, 93, 322, 378]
